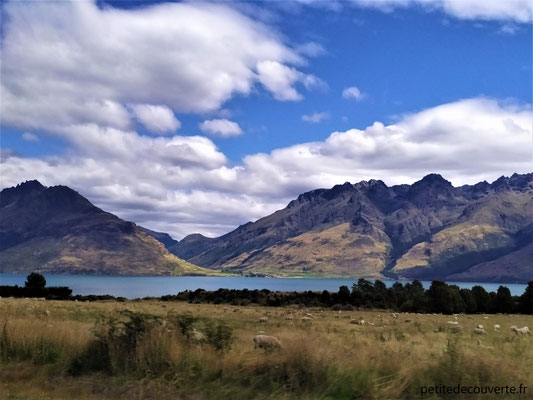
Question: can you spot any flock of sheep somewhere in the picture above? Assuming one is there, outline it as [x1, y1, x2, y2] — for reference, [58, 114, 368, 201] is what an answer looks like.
[251, 309, 531, 351]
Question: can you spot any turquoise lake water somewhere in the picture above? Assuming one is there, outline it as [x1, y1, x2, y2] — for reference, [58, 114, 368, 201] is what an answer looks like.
[0, 274, 528, 299]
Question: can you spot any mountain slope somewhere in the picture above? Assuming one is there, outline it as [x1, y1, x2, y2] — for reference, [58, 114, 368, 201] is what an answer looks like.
[170, 173, 533, 282]
[0, 181, 219, 276]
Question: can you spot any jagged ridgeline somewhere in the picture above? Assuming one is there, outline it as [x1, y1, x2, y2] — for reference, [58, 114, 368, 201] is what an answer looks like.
[0, 181, 219, 276]
[170, 173, 533, 283]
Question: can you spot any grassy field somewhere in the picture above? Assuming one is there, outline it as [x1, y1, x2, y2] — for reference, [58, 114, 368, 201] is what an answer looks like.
[0, 298, 532, 400]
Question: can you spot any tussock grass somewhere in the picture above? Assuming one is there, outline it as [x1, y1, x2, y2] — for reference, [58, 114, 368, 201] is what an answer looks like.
[0, 298, 532, 399]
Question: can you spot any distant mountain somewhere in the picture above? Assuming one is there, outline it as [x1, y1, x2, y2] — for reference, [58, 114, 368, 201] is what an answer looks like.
[138, 227, 178, 249]
[0, 181, 218, 276]
[170, 173, 533, 283]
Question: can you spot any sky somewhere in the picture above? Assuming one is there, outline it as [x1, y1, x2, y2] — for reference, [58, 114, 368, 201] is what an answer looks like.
[0, 0, 532, 239]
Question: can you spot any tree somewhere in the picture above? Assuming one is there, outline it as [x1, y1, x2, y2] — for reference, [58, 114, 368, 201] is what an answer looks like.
[338, 286, 350, 304]
[494, 286, 514, 314]
[25, 272, 46, 289]
[459, 289, 477, 314]
[518, 282, 533, 314]
[427, 281, 455, 314]
[471, 286, 491, 313]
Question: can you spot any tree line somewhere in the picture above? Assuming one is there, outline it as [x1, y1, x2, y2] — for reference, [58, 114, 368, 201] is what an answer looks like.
[162, 279, 533, 315]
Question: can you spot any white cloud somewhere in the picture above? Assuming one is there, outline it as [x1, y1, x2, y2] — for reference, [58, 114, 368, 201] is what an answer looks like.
[353, 0, 532, 23]
[296, 42, 327, 57]
[295, 0, 532, 22]
[2, 98, 531, 239]
[302, 112, 330, 123]
[130, 105, 180, 134]
[0, 0, 321, 132]
[342, 86, 365, 101]
[199, 119, 243, 137]
[256, 60, 324, 101]
[21, 132, 39, 142]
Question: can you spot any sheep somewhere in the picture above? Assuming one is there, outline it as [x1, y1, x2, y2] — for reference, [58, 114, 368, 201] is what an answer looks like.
[493, 324, 500, 332]
[391, 313, 398, 319]
[259, 316, 268, 323]
[305, 313, 313, 318]
[473, 327, 487, 335]
[44, 309, 50, 317]
[301, 316, 312, 322]
[349, 319, 365, 325]
[447, 321, 459, 326]
[476, 324, 484, 329]
[253, 335, 282, 349]
[191, 329, 205, 342]
[510, 326, 531, 336]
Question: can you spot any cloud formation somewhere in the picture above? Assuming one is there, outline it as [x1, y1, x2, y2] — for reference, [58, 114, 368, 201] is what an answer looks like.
[2, 98, 531, 239]
[302, 112, 330, 123]
[199, 119, 243, 137]
[342, 87, 365, 101]
[0, 0, 320, 132]
[301, 0, 533, 23]
[21, 133, 39, 142]
[130, 105, 181, 134]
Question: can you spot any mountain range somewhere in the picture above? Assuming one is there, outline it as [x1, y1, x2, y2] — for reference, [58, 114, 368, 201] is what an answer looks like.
[170, 173, 533, 283]
[1, 173, 531, 282]
[0, 181, 218, 276]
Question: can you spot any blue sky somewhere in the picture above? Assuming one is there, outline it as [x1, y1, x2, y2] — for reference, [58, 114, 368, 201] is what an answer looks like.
[0, 0, 532, 238]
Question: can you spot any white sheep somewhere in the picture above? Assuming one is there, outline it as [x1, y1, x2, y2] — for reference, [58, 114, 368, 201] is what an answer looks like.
[473, 327, 487, 335]
[259, 316, 268, 323]
[493, 324, 500, 332]
[476, 324, 484, 329]
[510, 326, 531, 336]
[253, 335, 282, 349]
[191, 329, 205, 341]
[447, 321, 459, 325]
[301, 316, 312, 322]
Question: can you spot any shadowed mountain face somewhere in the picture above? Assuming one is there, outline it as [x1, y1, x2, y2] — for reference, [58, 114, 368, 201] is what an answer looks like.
[0, 181, 216, 276]
[170, 173, 533, 282]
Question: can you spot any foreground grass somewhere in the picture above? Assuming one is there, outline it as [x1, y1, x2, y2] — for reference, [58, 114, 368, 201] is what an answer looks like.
[0, 298, 532, 400]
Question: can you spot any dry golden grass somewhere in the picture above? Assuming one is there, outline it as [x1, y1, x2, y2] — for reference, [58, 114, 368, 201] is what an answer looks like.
[1, 298, 532, 400]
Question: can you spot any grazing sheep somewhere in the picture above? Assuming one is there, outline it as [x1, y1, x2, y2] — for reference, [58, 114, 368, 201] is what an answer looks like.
[256, 330, 265, 335]
[259, 316, 268, 323]
[301, 316, 312, 322]
[447, 321, 459, 325]
[391, 313, 398, 319]
[305, 313, 313, 318]
[191, 329, 205, 341]
[44, 309, 50, 317]
[253, 335, 282, 349]
[510, 326, 531, 336]
[493, 324, 500, 332]
[477, 324, 484, 329]
[473, 327, 487, 335]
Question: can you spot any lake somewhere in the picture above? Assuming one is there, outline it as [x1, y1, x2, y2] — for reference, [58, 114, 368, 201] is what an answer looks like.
[0, 274, 528, 299]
